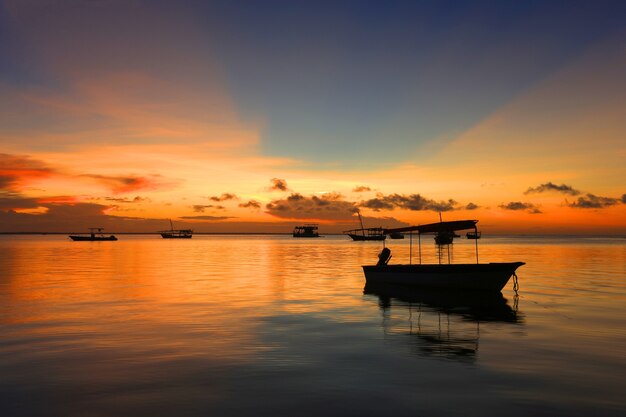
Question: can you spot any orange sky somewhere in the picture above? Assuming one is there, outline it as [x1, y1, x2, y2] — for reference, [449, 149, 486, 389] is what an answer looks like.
[1, 1, 624, 234]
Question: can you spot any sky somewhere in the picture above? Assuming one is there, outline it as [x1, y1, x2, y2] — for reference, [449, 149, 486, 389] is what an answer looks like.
[1, 0, 625, 234]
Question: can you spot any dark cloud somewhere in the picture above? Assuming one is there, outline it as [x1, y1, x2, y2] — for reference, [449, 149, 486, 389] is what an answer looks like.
[499, 201, 542, 213]
[239, 200, 262, 209]
[269, 178, 289, 191]
[179, 215, 235, 221]
[0, 202, 127, 232]
[266, 193, 357, 220]
[465, 202, 479, 210]
[193, 204, 225, 212]
[0, 200, 227, 232]
[567, 193, 621, 208]
[524, 182, 581, 196]
[103, 196, 150, 203]
[360, 193, 457, 212]
[352, 186, 372, 192]
[0, 192, 40, 210]
[209, 193, 238, 202]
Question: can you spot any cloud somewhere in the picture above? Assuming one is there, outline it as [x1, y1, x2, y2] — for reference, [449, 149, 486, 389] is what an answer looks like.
[37, 195, 79, 204]
[103, 196, 150, 203]
[567, 193, 621, 208]
[465, 202, 479, 210]
[499, 201, 542, 213]
[0, 200, 195, 232]
[0, 192, 40, 210]
[81, 174, 169, 194]
[239, 200, 262, 210]
[0, 153, 54, 190]
[209, 193, 238, 202]
[179, 215, 235, 221]
[193, 204, 225, 212]
[1, 154, 178, 196]
[524, 182, 581, 196]
[352, 185, 372, 192]
[269, 178, 289, 191]
[266, 192, 357, 220]
[360, 193, 457, 212]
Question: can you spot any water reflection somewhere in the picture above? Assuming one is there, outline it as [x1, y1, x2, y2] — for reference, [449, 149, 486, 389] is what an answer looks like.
[364, 283, 523, 362]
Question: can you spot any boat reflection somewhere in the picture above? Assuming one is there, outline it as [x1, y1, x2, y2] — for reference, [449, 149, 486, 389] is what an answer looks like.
[364, 283, 524, 362]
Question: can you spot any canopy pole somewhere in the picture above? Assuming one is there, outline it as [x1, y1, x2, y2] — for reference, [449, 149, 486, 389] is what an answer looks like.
[409, 231, 413, 264]
[475, 226, 479, 263]
[418, 233, 422, 264]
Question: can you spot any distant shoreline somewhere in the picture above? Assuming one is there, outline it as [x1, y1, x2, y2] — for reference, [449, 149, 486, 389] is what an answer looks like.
[1, 232, 625, 239]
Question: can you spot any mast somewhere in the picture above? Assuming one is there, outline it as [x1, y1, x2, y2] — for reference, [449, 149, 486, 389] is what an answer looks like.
[357, 211, 365, 236]
[169, 219, 174, 231]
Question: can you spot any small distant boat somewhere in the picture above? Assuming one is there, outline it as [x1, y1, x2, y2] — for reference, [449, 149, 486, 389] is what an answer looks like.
[362, 220, 524, 292]
[389, 232, 404, 239]
[69, 228, 117, 241]
[344, 211, 386, 241]
[434, 231, 459, 245]
[433, 214, 460, 245]
[159, 219, 192, 239]
[466, 231, 481, 239]
[293, 224, 320, 238]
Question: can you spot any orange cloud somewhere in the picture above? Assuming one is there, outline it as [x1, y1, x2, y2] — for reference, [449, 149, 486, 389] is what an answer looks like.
[80, 174, 171, 194]
[0, 153, 54, 190]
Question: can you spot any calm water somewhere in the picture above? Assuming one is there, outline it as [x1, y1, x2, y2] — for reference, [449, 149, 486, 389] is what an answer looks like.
[1, 235, 625, 417]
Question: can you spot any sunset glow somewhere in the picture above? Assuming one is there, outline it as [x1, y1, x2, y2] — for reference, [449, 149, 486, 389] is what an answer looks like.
[1, 1, 624, 234]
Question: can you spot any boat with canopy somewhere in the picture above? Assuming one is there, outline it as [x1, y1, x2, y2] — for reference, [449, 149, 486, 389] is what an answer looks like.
[69, 228, 118, 241]
[293, 224, 320, 238]
[362, 220, 524, 292]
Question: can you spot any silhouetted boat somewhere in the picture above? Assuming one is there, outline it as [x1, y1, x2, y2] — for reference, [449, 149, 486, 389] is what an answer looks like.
[159, 219, 192, 239]
[293, 224, 320, 238]
[466, 231, 481, 239]
[69, 228, 117, 241]
[344, 211, 386, 241]
[433, 214, 460, 245]
[434, 231, 456, 245]
[389, 232, 405, 239]
[362, 220, 524, 292]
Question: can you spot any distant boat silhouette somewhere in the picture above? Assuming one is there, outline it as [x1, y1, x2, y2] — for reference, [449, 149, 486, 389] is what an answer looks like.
[69, 228, 117, 241]
[159, 219, 192, 239]
[433, 213, 460, 245]
[344, 211, 386, 241]
[293, 224, 320, 238]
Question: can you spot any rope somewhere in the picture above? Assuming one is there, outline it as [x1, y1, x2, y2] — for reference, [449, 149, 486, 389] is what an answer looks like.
[512, 272, 520, 313]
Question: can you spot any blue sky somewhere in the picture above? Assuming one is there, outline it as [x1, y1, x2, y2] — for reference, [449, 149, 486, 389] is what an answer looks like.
[186, 0, 625, 165]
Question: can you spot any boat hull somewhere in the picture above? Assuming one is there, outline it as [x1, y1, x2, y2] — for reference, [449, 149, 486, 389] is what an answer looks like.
[362, 262, 524, 292]
[160, 233, 192, 239]
[69, 235, 117, 241]
[348, 233, 386, 241]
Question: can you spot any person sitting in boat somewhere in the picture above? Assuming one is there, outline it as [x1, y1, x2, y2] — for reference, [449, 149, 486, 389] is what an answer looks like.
[377, 248, 392, 266]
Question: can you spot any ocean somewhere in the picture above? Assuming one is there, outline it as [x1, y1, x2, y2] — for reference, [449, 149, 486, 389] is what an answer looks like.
[1, 234, 624, 416]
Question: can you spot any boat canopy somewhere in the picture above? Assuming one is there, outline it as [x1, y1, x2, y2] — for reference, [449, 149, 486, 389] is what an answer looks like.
[384, 220, 478, 235]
